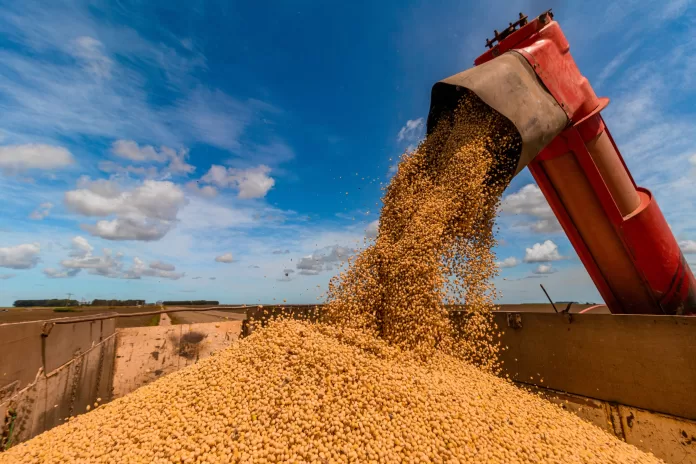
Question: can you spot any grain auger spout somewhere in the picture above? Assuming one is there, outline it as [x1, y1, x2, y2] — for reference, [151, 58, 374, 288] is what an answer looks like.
[427, 10, 696, 316]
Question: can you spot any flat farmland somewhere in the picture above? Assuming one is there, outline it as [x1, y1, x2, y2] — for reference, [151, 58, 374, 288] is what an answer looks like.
[0, 302, 606, 328]
[0, 306, 162, 328]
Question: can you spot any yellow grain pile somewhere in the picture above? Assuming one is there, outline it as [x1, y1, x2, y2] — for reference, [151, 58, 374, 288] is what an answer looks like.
[0, 93, 662, 463]
[2, 321, 659, 463]
[324, 90, 519, 369]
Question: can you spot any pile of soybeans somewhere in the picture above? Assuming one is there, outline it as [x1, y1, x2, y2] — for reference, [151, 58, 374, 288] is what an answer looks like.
[0, 93, 661, 463]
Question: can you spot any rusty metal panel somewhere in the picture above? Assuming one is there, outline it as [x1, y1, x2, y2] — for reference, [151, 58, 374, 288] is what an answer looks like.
[112, 321, 242, 399]
[43, 319, 116, 373]
[0, 322, 43, 392]
[495, 312, 696, 420]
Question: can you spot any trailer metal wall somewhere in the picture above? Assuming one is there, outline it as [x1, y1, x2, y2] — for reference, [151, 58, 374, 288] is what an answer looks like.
[0, 318, 242, 450]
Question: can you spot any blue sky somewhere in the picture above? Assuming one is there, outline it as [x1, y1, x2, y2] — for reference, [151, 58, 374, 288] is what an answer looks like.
[0, 0, 695, 306]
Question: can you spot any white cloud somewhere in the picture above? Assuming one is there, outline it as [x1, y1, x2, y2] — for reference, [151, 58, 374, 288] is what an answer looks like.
[0, 273, 16, 280]
[185, 181, 218, 198]
[68, 235, 94, 258]
[123, 257, 183, 280]
[112, 140, 166, 162]
[74, 176, 123, 199]
[297, 245, 352, 275]
[0, 243, 41, 269]
[397, 118, 424, 142]
[533, 264, 557, 275]
[201, 164, 275, 199]
[65, 179, 187, 241]
[150, 260, 175, 271]
[690, 153, 696, 167]
[61, 245, 121, 277]
[161, 146, 195, 175]
[679, 240, 696, 254]
[499, 184, 562, 234]
[29, 202, 54, 220]
[83, 217, 173, 241]
[53, 236, 183, 280]
[497, 257, 519, 268]
[524, 240, 564, 263]
[43, 267, 80, 278]
[70, 36, 112, 79]
[110, 141, 194, 176]
[215, 253, 234, 263]
[0, 144, 74, 174]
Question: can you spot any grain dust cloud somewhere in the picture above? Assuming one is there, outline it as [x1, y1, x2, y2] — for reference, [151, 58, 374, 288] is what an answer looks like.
[1, 94, 661, 463]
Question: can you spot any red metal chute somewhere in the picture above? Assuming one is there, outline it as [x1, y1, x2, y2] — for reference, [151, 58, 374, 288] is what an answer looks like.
[475, 10, 696, 315]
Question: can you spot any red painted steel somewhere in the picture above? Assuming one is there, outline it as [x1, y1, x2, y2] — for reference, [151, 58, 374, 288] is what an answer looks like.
[475, 12, 696, 315]
[528, 148, 620, 312]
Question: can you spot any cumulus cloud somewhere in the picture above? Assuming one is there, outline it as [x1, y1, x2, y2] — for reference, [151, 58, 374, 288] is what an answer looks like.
[123, 257, 184, 280]
[524, 240, 564, 263]
[150, 260, 175, 271]
[0, 243, 41, 269]
[0, 144, 74, 174]
[185, 181, 218, 198]
[397, 118, 424, 142]
[43, 268, 81, 278]
[162, 146, 195, 175]
[680, 240, 696, 254]
[499, 184, 562, 234]
[65, 178, 187, 241]
[365, 220, 379, 239]
[201, 165, 275, 199]
[215, 253, 234, 263]
[496, 257, 519, 268]
[82, 217, 173, 241]
[533, 264, 557, 275]
[69, 236, 93, 257]
[110, 141, 194, 176]
[112, 140, 167, 162]
[29, 202, 54, 220]
[53, 236, 183, 279]
[61, 238, 122, 277]
[297, 245, 351, 275]
[0, 273, 16, 280]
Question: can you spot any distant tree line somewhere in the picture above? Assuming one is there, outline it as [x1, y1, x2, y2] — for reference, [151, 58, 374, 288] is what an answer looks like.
[13, 299, 147, 307]
[161, 300, 219, 306]
[14, 299, 80, 307]
[90, 299, 146, 306]
[13, 299, 220, 307]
